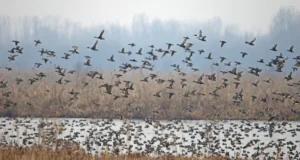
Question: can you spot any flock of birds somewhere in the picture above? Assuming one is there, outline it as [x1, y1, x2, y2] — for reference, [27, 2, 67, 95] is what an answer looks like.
[0, 117, 300, 159]
[1, 28, 300, 159]
[0, 29, 300, 120]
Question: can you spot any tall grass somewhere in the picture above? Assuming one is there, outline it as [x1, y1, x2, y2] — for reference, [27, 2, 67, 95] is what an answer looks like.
[0, 68, 299, 120]
[0, 146, 240, 160]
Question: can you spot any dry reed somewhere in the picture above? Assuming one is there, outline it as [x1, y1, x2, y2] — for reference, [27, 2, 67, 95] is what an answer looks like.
[0, 68, 299, 120]
[0, 145, 241, 160]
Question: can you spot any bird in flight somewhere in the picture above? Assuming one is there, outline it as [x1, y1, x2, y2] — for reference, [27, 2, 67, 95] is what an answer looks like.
[34, 40, 41, 46]
[270, 44, 278, 51]
[245, 37, 256, 46]
[287, 46, 294, 53]
[12, 40, 19, 46]
[220, 41, 227, 47]
[94, 30, 105, 40]
[87, 40, 99, 51]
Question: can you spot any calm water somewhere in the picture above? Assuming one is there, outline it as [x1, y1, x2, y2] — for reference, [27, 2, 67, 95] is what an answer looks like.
[0, 117, 299, 159]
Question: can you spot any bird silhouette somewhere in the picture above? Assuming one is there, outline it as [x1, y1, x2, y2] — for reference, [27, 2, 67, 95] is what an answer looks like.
[206, 53, 212, 59]
[107, 55, 115, 62]
[94, 30, 105, 40]
[34, 40, 41, 46]
[270, 44, 278, 51]
[288, 46, 294, 53]
[87, 40, 99, 51]
[245, 37, 256, 46]
[220, 41, 227, 47]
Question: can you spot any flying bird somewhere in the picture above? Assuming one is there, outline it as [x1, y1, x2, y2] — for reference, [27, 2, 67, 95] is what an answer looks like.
[206, 53, 212, 60]
[166, 43, 173, 50]
[245, 37, 256, 46]
[240, 52, 248, 58]
[220, 41, 226, 47]
[84, 59, 91, 66]
[12, 40, 19, 46]
[128, 43, 135, 47]
[136, 48, 143, 55]
[34, 40, 41, 46]
[107, 55, 115, 62]
[87, 40, 99, 51]
[270, 44, 278, 51]
[119, 48, 125, 54]
[287, 46, 294, 53]
[94, 30, 105, 40]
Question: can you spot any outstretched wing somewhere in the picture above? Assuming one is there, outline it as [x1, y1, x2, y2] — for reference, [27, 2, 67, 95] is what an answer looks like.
[93, 40, 98, 48]
[99, 30, 105, 37]
[251, 37, 256, 43]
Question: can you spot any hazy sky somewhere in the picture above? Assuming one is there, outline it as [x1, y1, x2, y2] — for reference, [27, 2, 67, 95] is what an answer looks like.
[0, 0, 300, 33]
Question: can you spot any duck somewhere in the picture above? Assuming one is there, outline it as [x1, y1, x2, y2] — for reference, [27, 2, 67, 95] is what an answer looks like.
[94, 30, 105, 40]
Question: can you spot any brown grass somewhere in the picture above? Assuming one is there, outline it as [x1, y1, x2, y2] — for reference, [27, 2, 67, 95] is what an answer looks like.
[0, 145, 238, 160]
[0, 68, 299, 120]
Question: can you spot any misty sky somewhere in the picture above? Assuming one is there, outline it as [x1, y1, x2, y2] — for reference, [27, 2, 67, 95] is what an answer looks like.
[1, 0, 300, 34]
[0, 0, 300, 73]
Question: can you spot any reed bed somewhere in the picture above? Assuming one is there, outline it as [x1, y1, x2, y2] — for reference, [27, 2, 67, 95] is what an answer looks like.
[0, 145, 243, 160]
[0, 68, 299, 120]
